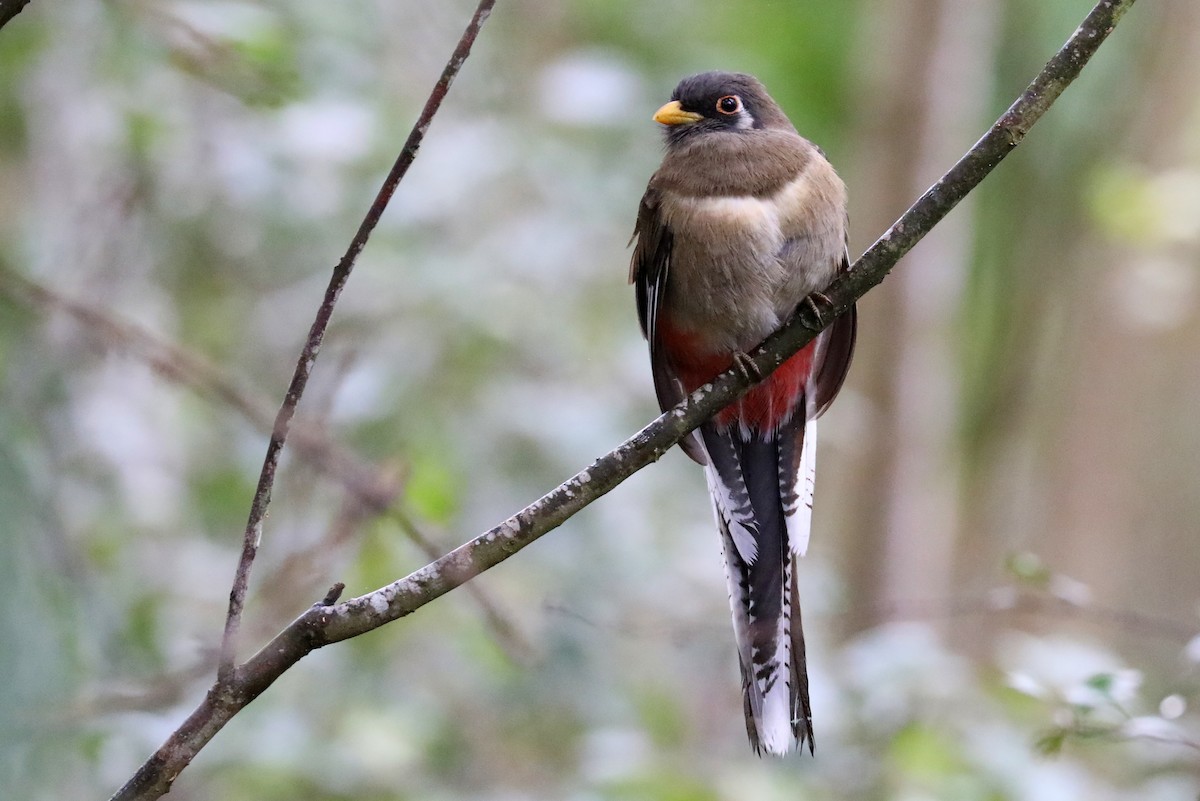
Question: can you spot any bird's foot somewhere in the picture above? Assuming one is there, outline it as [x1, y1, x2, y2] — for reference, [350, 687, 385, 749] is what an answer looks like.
[731, 350, 763, 384]
[799, 291, 836, 331]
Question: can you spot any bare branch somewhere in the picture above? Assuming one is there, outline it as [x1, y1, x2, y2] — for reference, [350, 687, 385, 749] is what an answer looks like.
[389, 508, 535, 664]
[109, 1, 1137, 798]
[214, 0, 498, 684]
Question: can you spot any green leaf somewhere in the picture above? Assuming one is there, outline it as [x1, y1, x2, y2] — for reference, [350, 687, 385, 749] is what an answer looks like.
[1085, 673, 1114, 695]
[1035, 727, 1068, 756]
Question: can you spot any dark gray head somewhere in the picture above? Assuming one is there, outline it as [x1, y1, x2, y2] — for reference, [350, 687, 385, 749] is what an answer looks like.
[653, 71, 793, 146]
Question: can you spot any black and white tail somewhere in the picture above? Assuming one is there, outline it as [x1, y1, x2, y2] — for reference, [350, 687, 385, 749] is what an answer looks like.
[701, 410, 817, 756]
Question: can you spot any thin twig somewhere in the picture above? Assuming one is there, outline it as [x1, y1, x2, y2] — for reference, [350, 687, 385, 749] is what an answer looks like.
[1125, 733, 1200, 756]
[2, 269, 529, 655]
[0, 269, 399, 511]
[109, 1, 1136, 798]
[847, 590, 1200, 643]
[321, 583, 346, 606]
[214, 0, 498, 685]
[545, 588, 1200, 645]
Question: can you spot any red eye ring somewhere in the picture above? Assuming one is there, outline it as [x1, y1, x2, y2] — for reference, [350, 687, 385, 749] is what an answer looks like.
[716, 95, 742, 115]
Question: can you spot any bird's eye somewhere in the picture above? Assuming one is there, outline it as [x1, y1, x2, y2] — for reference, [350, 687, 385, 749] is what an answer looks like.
[716, 95, 742, 115]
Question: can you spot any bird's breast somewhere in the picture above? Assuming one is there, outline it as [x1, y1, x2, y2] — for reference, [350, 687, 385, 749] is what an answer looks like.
[656, 169, 839, 354]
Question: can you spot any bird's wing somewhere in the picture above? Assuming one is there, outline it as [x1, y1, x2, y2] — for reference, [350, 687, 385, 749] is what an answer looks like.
[630, 188, 707, 465]
[809, 249, 857, 419]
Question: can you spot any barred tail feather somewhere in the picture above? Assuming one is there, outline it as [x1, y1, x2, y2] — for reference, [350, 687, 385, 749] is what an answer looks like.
[703, 416, 815, 756]
[782, 418, 817, 557]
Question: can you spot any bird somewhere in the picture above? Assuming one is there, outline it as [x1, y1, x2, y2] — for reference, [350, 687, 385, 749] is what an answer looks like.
[629, 71, 856, 756]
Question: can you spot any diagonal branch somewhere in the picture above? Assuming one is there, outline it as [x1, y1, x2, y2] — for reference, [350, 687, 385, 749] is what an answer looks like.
[388, 508, 534, 663]
[215, 0, 498, 684]
[109, 0, 1137, 798]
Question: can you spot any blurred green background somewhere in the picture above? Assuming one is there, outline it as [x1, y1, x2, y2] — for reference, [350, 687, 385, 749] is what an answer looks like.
[2, 0, 1199, 799]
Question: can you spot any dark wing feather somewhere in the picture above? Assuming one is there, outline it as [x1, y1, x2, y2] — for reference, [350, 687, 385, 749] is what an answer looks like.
[631, 189, 707, 465]
[810, 252, 857, 418]
[630, 191, 669, 337]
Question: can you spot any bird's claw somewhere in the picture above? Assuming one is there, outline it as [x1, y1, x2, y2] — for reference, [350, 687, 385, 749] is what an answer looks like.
[799, 291, 836, 331]
[731, 351, 763, 384]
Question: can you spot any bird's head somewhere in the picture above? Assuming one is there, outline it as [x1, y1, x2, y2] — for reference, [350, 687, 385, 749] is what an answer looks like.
[653, 71, 791, 147]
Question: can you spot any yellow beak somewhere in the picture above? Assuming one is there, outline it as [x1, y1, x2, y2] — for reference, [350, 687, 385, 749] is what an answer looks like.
[653, 100, 704, 126]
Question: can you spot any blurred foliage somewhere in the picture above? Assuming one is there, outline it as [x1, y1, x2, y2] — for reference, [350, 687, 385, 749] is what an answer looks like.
[1, 0, 1199, 800]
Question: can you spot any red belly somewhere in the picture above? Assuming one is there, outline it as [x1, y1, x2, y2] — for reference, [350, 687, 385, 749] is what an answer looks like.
[659, 319, 814, 431]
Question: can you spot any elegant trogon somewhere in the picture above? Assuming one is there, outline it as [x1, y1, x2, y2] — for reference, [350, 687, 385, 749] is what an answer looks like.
[629, 72, 857, 756]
